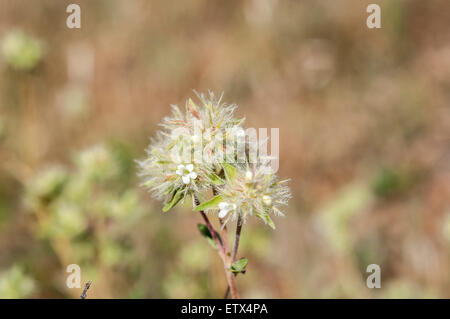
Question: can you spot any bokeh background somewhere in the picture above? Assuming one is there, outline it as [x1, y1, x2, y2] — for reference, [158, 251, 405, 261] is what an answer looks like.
[0, 0, 449, 298]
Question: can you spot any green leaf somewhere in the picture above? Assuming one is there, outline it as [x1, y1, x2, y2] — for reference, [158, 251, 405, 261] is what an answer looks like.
[257, 212, 276, 229]
[196, 224, 222, 250]
[162, 189, 183, 212]
[197, 223, 210, 237]
[194, 194, 223, 211]
[208, 172, 224, 185]
[222, 163, 236, 181]
[265, 215, 276, 229]
[231, 258, 248, 273]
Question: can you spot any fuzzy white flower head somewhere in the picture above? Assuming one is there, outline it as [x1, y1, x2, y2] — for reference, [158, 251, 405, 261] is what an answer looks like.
[138, 92, 245, 211]
[138, 91, 291, 222]
[213, 162, 291, 228]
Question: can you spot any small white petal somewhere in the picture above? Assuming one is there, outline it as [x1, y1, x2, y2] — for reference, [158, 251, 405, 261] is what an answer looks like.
[177, 164, 185, 170]
[262, 195, 272, 206]
[218, 202, 228, 209]
[182, 175, 190, 184]
[218, 209, 229, 218]
[234, 127, 245, 137]
[189, 172, 197, 179]
[186, 164, 194, 172]
[232, 204, 237, 209]
[176, 169, 184, 176]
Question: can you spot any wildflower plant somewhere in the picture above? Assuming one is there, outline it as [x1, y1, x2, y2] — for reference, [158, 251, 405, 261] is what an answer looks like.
[138, 92, 291, 298]
[0, 264, 35, 298]
[25, 144, 145, 297]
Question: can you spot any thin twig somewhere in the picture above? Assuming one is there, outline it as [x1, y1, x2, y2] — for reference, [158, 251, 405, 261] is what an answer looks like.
[194, 195, 239, 299]
[195, 196, 226, 260]
[80, 281, 92, 299]
[231, 214, 243, 262]
[225, 215, 243, 299]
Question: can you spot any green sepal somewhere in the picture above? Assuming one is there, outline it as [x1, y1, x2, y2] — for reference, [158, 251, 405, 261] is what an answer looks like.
[162, 188, 183, 212]
[194, 194, 223, 211]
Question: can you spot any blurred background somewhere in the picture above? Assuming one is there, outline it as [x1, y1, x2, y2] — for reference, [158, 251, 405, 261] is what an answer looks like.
[0, 0, 449, 298]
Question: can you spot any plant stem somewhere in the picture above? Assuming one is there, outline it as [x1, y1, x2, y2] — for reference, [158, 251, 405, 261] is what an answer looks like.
[199, 210, 226, 260]
[231, 214, 243, 263]
[213, 186, 230, 260]
[224, 214, 243, 299]
[194, 195, 239, 299]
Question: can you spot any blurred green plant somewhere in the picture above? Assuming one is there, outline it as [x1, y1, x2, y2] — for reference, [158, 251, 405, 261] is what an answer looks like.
[1, 30, 43, 71]
[25, 144, 145, 297]
[57, 86, 90, 120]
[0, 264, 35, 298]
[372, 167, 417, 198]
[163, 240, 213, 298]
[319, 182, 374, 254]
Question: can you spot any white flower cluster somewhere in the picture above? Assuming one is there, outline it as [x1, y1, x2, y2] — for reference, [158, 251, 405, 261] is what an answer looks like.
[138, 92, 290, 228]
[176, 164, 198, 184]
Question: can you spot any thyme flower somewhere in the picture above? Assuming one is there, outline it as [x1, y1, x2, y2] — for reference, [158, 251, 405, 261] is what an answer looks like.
[176, 164, 198, 184]
[212, 162, 290, 229]
[138, 92, 290, 229]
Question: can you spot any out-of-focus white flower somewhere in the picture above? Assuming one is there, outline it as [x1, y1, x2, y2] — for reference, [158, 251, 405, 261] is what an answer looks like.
[176, 164, 198, 184]
[218, 202, 237, 218]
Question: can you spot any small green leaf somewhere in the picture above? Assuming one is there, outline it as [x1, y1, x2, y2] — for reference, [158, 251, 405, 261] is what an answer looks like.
[231, 258, 248, 273]
[162, 189, 183, 212]
[196, 224, 222, 250]
[257, 212, 276, 229]
[208, 172, 224, 185]
[222, 163, 236, 181]
[194, 195, 223, 211]
[265, 215, 276, 229]
[197, 223, 210, 237]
